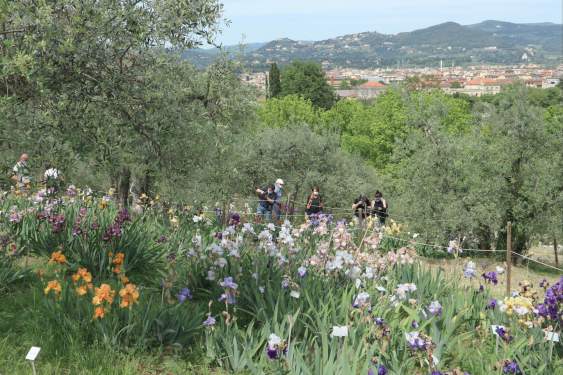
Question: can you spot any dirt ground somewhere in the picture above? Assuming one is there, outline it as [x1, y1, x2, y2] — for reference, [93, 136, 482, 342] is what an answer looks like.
[419, 244, 562, 298]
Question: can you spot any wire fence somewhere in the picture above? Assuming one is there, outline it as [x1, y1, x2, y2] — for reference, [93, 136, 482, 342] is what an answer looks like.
[6, 184, 562, 273]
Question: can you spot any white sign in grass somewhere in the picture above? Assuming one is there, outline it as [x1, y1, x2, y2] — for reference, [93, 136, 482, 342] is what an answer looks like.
[25, 347, 41, 361]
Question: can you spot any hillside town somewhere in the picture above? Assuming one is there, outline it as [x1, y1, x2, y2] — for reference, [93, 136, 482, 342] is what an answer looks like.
[241, 63, 563, 99]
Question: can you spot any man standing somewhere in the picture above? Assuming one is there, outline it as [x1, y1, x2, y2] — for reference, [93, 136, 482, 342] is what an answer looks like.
[273, 178, 284, 221]
[255, 184, 277, 222]
[11, 153, 31, 191]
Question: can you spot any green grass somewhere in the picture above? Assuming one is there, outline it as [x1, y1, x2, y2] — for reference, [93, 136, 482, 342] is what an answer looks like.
[0, 287, 228, 375]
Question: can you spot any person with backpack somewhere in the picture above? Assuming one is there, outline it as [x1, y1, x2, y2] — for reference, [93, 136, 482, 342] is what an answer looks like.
[352, 194, 370, 224]
[371, 190, 388, 226]
[306, 186, 323, 216]
[255, 184, 277, 222]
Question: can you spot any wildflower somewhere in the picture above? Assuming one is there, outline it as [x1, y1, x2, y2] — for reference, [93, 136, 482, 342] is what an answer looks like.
[463, 261, 477, 278]
[9, 210, 22, 223]
[203, 315, 216, 327]
[266, 333, 287, 360]
[495, 326, 513, 343]
[486, 299, 497, 310]
[499, 296, 534, 316]
[395, 283, 417, 300]
[44, 280, 62, 296]
[112, 252, 125, 265]
[331, 326, 348, 337]
[76, 285, 88, 296]
[428, 300, 442, 316]
[482, 271, 498, 285]
[119, 283, 140, 308]
[297, 266, 307, 278]
[92, 284, 115, 305]
[502, 360, 522, 374]
[377, 365, 387, 375]
[219, 277, 238, 305]
[220, 277, 238, 290]
[177, 287, 193, 303]
[535, 276, 562, 322]
[44, 168, 60, 179]
[411, 320, 419, 329]
[353, 292, 371, 309]
[374, 317, 385, 326]
[49, 250, 66, 265]
[93, 306, 105, 320]
[72, 268, 92, 283]
[405, 331, 432, 351]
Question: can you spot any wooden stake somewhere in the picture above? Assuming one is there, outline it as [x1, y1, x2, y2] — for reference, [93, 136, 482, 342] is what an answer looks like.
[554, 236, 559, 268]
[506, 221, 512, 297]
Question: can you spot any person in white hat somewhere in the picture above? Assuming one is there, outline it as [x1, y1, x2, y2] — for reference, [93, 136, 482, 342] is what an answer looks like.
[273, 178, 284, 221]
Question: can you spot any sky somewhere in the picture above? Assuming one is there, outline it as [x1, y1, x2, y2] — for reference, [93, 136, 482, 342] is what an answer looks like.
[215, 0, 562, 45]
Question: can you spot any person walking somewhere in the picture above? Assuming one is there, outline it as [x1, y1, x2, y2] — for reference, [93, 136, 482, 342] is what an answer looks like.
[273, 178, 284, 221]
[255, 184, 277, 222]
[306, 186, 323, 216]
[371, 190, 388, 226]
[11, 153, 31, 191]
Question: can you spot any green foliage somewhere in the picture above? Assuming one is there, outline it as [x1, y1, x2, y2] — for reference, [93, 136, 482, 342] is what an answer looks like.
[257, 95, 320, 129]
[234, 125, 378, 209]
[268, 63, 282, 98]
[280, 61, 337, 109]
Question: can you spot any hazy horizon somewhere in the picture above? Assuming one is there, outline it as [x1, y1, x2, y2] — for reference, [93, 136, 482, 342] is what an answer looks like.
[216, 0, 562, 45]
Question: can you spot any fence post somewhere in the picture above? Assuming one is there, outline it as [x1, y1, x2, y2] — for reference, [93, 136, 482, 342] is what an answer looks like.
[554, 236, 559, 268]
[284, 194, 291, 223]
[506, 221, 512, 297]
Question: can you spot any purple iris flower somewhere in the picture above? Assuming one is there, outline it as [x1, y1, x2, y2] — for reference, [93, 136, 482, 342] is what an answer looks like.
[428, 301, 442, 316]
[220, 277, 238, 290]
[495, 327, 513, 343]
[411, 320, 419, 329]
[203, 315, 216, 327]
[374, 317, 385, 326]
[486, 299, 497, 310]
[115, 208, 131, 225]
[377, 365, 387, 375]
[482, 271, 498, 285]
[502, 360, 521, 374]
[177, 287, 192, 303]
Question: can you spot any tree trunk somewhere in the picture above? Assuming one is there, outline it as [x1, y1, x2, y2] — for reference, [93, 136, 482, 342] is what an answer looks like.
[118, 166, 131, 209]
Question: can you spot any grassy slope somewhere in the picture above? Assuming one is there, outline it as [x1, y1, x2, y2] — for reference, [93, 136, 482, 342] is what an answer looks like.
[1, 250, 560, 374]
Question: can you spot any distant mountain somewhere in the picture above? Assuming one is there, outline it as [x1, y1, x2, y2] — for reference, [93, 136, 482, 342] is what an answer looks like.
[182, 20, 562, 70]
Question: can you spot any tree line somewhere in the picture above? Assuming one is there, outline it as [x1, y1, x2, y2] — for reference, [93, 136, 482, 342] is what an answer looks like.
[1, 1, 561, 255]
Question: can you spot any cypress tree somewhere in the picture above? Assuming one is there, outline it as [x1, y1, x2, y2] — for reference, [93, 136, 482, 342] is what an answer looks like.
[268, 63, 281, 98]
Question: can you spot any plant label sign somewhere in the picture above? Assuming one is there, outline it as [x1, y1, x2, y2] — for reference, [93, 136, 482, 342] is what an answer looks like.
[545, 331, 560, 343]
[26, 346, 41, 361]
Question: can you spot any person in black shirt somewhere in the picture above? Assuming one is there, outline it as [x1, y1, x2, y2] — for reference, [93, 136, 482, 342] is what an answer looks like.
[352, 195, 370, 222]
[255, 184, 276, 222]
[306, 186, 323, 216]
[371, 190, 388, 225]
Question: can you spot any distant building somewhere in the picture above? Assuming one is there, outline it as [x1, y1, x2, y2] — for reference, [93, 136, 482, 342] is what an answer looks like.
[336, 81, 386, 99]
[542, 78, 560, 89]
